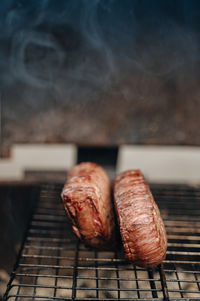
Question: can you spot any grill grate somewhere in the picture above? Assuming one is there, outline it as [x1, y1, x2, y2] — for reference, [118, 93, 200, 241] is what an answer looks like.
[3, 183, 200, 300]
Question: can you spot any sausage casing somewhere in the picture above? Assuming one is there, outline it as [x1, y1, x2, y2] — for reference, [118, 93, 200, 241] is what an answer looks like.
[113, 170, 167, 267]
[61, 162, 115, 249]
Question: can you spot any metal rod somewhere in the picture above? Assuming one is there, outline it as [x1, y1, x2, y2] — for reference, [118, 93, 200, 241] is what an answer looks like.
[114, 251, 120, 300]
[8, 283, 163, 292]
[147, 269, 158, 298]
[72, 240, 79, 300]
[159, 263, 169, 301]
[94, 251, 99, 299]
[133, 265, 140, 299]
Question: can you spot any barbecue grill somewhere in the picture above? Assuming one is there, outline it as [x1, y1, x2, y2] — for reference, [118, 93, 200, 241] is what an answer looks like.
[1, 1, 200, 300]
[3, 182, 200, 301]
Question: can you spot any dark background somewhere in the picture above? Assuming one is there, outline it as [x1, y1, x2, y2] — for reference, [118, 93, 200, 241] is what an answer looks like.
[1, 0, 200, 155]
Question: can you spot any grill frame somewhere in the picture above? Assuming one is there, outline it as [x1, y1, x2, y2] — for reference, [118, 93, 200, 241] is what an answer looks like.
[3, 183, 200, 301]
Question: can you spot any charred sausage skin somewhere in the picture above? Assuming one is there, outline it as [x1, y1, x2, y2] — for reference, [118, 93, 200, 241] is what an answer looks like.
[113, 170, 167, 267]
[61, 162, 115, 249]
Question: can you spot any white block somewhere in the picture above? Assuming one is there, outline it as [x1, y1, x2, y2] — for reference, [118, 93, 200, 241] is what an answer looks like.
[0, 144, 77, 180]
[0, 160, 23, 180]
[12, 144, 77, 170]
[117, 146, 200, 184]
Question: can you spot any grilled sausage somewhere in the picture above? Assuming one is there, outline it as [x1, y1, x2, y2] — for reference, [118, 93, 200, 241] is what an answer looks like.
[113, 170, 167, 267]
[61, 162, 115, 249]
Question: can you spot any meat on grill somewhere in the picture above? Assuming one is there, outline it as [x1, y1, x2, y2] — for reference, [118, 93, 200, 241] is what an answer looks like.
[61, 162, 116, 249]
[113, 170, 167, 267]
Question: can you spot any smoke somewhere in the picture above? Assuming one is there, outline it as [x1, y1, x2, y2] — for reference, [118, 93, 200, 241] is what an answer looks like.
[1, 0, 200, 148]
[10, 30, 65, 88]
[1, 0, 118, 94]
[1, 1, 200, 94]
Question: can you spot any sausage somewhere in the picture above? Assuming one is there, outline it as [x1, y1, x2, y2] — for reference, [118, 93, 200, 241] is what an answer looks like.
[113, 170, 167, 267]
[61, 162, 116, 249]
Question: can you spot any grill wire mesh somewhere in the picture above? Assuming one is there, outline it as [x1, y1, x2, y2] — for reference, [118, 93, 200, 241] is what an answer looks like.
[3, 183, 200, 301]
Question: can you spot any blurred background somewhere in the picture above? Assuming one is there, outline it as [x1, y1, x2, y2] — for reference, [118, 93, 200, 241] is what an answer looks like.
[1, 0, 200, 154]
[1, 0, 200, 299]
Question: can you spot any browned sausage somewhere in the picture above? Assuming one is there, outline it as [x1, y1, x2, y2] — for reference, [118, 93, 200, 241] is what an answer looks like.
[113, 170, 167, 267]
[61, 162, 115, 249]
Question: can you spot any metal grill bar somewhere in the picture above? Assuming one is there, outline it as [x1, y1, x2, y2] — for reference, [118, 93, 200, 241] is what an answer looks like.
[134, 265, 141, 299]
[147, 269, 158, 298]
[72, 241, 79, 300]
[95, 251, 99, 299]
[114, 251, 120, 300]
[159, 264, 169, 301]
[3, 183, 200, 300]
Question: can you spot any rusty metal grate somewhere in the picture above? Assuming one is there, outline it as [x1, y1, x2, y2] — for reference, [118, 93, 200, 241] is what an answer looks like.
[3, 183, 200, 300]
